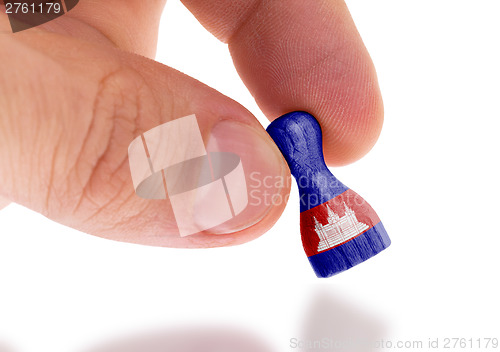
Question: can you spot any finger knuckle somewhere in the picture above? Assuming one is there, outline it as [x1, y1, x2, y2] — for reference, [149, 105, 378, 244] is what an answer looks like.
[67, 66, 159, 222]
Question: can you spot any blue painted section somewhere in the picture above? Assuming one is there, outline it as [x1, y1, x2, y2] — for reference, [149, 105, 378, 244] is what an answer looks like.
[307, 222, 391, 278]
[266, 111, 348, 212]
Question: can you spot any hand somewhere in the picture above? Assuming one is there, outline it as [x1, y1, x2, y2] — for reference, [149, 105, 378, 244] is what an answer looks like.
[0, 0, 383, 247]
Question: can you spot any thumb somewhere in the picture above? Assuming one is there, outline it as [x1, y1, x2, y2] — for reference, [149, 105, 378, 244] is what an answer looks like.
[0, 196, 10, 211]
[0, 31, 289, 247]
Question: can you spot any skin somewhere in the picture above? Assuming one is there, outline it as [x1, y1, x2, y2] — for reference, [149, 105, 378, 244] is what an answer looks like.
[0, 0, 383, 248]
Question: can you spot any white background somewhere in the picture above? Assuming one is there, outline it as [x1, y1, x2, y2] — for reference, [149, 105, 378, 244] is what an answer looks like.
[1, 1, 500, 351]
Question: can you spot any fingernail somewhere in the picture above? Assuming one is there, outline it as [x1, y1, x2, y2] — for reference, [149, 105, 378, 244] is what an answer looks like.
[191, 120, 289, 235]
[129, 115, 289, 237]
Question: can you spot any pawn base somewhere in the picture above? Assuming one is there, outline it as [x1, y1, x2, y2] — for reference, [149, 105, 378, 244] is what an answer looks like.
[307, 222, 391, 278]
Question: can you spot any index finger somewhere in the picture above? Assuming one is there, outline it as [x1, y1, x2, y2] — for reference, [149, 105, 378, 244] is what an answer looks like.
[182, 0, 383, 166]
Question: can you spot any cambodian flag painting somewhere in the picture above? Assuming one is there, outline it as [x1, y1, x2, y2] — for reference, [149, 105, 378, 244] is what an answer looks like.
[301, 188, 390, 277]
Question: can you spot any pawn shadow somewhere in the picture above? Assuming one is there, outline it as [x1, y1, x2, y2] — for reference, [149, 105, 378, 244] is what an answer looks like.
[297, 287, 388, 352]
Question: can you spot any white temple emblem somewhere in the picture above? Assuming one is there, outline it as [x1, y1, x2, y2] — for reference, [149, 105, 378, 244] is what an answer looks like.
[314, 203, 369, 251]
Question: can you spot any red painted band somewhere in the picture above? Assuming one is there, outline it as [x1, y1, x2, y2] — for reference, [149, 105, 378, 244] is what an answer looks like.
[301, 189, 381, 257]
